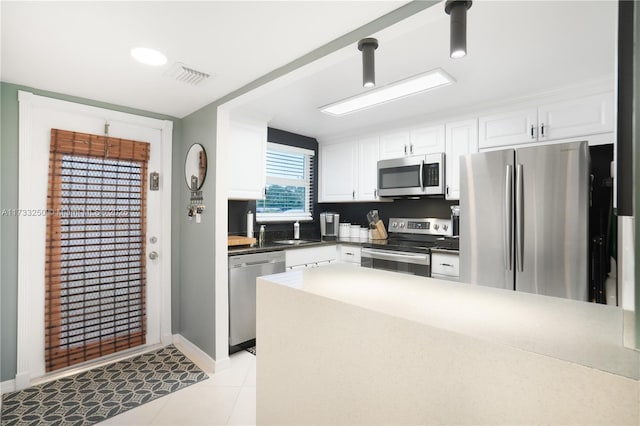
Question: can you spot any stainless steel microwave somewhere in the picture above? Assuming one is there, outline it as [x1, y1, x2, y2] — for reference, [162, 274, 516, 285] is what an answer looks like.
[377, 153, 445, 197]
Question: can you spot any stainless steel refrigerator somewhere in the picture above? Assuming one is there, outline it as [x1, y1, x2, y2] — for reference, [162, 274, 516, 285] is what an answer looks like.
[459, 141, 589, 301]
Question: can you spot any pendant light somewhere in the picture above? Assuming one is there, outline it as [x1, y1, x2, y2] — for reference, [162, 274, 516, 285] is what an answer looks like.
[444, 0, 472, 59]
[358, 38, 379, 88]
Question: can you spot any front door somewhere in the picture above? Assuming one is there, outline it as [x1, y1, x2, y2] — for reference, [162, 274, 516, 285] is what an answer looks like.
[16, 92, 170, 385]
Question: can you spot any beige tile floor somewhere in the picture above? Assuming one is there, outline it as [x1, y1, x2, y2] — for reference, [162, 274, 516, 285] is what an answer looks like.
[98, 350, 256, 426]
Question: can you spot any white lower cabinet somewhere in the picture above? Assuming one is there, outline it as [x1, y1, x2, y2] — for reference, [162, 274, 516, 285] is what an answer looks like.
[445, 119, 478, 200]
[337, 244, 361, 265]
[431, 251, 459, 281]
[285, 245, 338, 270]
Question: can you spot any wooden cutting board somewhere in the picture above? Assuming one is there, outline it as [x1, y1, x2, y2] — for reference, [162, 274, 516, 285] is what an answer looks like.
[228, 235, 257, 246]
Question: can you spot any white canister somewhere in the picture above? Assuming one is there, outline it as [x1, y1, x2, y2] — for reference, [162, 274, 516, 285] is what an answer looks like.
[339, 223, 351, 239]
[350, 225, 360, 239]
[359, 227, 369, 242]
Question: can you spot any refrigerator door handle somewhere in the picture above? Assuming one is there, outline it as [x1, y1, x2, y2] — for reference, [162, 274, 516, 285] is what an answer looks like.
[504, 165, 513, 271]
[515, 163, 524, 272]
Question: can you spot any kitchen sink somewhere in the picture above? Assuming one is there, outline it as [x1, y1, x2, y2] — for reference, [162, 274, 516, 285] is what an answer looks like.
[272, 239, 316, 245]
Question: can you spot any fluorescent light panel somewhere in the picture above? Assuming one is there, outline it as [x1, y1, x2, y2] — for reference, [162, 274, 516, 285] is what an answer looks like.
[320, 69, 455, 116]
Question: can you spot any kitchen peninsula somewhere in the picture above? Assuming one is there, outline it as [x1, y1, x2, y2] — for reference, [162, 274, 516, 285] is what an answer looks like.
[256, 264, 639, 425]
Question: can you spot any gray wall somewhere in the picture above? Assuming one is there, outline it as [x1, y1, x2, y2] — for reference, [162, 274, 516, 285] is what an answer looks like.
[177, 103, 217, 356]
[0, 82, 183, 381]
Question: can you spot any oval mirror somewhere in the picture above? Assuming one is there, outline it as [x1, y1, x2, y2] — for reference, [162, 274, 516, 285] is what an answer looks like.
[185, 143, 207, 190]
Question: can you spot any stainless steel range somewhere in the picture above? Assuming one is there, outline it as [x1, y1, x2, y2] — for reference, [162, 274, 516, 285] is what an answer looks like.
[361, 218, 457, 277]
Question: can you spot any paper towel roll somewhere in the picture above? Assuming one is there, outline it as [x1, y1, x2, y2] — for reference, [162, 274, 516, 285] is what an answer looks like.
[246, 211, 254, 238]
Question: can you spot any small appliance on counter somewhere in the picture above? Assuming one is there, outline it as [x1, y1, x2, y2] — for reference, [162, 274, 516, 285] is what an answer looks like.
[320, 212, 340, 240]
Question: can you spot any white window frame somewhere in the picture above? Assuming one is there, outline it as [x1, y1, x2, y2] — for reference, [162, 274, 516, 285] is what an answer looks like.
[257, 142, 314, 223]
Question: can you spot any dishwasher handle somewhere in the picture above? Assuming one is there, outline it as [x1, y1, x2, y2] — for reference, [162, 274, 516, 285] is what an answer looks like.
[231, 259, 283, 268]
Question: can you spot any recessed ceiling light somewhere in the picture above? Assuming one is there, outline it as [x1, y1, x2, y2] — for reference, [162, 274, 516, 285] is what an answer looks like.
[320, 68, 455, 116]
[130, 47, 167, 66]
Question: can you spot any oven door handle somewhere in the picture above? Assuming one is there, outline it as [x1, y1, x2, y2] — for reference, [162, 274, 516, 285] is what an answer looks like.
[362, 248, 429, 263]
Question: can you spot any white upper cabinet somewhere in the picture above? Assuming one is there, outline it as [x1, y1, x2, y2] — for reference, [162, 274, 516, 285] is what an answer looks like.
[379, 124, 445, 159]
[379, 130, 411, 159]
[228, 118, 267, 199]
[479, 92, 613, 149]
[445, 119, 478, 201]
[319, 136, 381, 203]
[357, 136, 380, 201]
[537, 92, 614, 141]
[478, 108, 538, 149]
[319, 140, 357, 202]
[410, 124, 446, 155]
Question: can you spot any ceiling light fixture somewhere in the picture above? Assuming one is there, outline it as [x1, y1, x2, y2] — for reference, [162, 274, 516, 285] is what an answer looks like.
[444, 0, 472, 59]
[357, 38, 379, 88]
[130, 47, 168, 66]
[320, 68, 455, 116]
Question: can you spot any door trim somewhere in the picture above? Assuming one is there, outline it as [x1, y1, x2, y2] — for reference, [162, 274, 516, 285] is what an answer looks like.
[16, 91, 173, 389]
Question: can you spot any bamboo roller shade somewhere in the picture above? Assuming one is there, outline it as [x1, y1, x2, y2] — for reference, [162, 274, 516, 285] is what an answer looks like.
[45, 129, 149, 372]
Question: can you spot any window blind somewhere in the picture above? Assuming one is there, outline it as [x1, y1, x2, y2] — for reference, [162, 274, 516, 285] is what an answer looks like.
[257, 143, 314, 222]
[45, 129, 149, 372]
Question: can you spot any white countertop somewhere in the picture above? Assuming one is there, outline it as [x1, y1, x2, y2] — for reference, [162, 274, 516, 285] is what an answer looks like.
[260, 264, 640, 379]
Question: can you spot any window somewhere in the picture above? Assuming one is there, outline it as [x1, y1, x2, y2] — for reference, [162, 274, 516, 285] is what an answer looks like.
[257, 143, 314, 222]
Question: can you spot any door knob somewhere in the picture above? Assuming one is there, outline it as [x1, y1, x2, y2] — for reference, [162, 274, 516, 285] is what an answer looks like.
[149, 251, 158, 260]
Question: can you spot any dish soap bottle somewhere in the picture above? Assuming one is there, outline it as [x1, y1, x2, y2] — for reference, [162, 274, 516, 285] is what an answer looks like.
[293, 220, 300, 240]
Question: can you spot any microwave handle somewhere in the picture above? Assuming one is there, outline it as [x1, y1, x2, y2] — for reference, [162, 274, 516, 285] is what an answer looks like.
[419, 160, 424, 189]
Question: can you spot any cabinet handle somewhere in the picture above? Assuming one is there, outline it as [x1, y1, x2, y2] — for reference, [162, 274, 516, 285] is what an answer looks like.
[446, 185, 449, 195]
[410, 144, 414, 154]
[540, 123, 545, 137]
[404, 144, 407, 155]
[263, 187, 266, 198]
[530, 125, 535, 139]
[352, 190, 355, 199]
[374, 189, 377, 198]
[440, 263, 454, 267]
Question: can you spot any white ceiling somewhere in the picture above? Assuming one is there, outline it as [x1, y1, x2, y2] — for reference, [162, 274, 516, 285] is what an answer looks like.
[0, 0, 409, 118]
[231, 0, 618, 141]
[1, 1, 618, 141]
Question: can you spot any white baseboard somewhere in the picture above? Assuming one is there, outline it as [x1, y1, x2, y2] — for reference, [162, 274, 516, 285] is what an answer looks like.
[172, 334, 230, 374]
[1, 378, 16, 394]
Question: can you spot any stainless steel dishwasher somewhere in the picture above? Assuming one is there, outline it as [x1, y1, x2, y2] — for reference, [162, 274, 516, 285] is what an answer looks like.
[228, 251, 286, 346]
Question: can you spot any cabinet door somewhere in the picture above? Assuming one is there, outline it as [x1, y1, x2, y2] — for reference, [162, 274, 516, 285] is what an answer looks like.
[537, 92, 614, 141]
[379, 130, 411, 159]
[478, 108, 537, 149]
[357, 136, 380, 201]
[319, 141, 357, 202]
[410, 124, 445, 155]
[228, 119, 266, 199]
[445, 119, 478, 200]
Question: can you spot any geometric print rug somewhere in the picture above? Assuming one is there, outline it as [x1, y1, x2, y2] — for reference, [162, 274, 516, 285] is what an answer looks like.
[0, 345, 209, 426]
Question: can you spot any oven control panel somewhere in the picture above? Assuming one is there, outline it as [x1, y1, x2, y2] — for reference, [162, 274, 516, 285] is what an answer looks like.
[388, 217, 452, 236]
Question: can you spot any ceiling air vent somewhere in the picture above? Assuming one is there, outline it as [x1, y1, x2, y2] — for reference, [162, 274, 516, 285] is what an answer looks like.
[166, 62, 211, 86]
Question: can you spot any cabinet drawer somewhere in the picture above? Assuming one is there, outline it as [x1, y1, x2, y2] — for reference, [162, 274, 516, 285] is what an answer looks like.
[338, 245, 361, 264]
[285, 245, 337, 268]
[431, 251, 459, 278]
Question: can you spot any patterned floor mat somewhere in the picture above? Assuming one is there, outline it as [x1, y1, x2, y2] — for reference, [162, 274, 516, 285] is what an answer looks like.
[0, 345, 208, 426]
